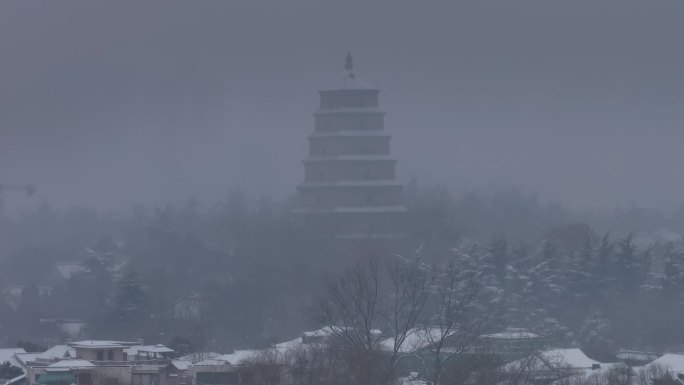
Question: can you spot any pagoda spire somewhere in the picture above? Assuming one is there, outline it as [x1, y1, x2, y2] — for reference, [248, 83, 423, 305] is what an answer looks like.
[345, 52, 353, 71]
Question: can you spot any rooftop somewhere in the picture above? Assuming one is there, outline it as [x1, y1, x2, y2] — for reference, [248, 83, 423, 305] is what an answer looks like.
[70, 340, 138, 349]
[47, 359, 95, 369]
[646, 354, 684, 374]
[380, 328, 450, 353]
[125, 344, 174, 355]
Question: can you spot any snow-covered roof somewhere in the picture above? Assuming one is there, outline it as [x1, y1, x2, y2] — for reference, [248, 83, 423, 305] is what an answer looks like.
[195, 350, 258, 366]
[14, 352, 39, 366]
[275, 337, 302, 350]
[171, 360, 192, 370]
[506, 348, 600, 372]
[178, 352, 221, 364]
[616, 349, 659, 362]
[380, 328, 448, 353]
[541, 348, 600, 368]
[218, 350, 259, 365]
[70, 340, 132, 349]
[47, 359, 94, 369]
[481, 328, 541, 340]
[0, 348, 25, 368]
[35, 345, 74, 360]
[581, 362, 630, 380]
[125, 344, 174, 355]
[320, 70, 377, 91]
[194, 358, 229, 366]
[646, 354, 684, 374]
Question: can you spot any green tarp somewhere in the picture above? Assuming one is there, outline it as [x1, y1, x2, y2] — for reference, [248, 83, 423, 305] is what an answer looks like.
[36, 373, 75, 385]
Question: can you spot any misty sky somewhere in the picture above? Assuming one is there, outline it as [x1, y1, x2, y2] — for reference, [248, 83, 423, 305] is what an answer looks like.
[1, 0, 684, 214]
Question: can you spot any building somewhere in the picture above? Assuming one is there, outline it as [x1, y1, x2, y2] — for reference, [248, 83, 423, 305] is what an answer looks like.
[21, 340, 179, 385]
[478, 327, 548, 360]
[293, 54, 406, 240]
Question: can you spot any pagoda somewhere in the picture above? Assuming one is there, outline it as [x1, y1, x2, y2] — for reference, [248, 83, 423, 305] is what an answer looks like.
[293, 54, 406, 239]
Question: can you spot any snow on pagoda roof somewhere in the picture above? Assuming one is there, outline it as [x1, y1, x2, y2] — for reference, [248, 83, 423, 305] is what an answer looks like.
[334, 71, 377, 91]
[320, 53, 378, 91]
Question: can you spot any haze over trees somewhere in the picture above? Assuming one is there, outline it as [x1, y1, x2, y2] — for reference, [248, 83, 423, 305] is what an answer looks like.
[2, 184, 684, 361]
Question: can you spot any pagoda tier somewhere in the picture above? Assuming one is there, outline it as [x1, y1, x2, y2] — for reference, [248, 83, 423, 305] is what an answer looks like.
[294, 54, 406, 239]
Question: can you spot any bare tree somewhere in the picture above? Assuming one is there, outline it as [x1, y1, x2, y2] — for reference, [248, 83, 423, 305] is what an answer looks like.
[317, 260, 383, 353]
[314, 258, 431, 385]
[384, 257, 430, 365]
[415, 258, 484, 385]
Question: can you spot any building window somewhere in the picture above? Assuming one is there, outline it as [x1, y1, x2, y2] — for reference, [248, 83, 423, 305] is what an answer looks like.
[319, 170, 324, 179]
[316, 195, 321, 206]
[97, 351, 104, 361]
[366, 196, 375, 205]
[359, 121, 365, 129]
[108, 350, 114, 361]
[364, 170, 371, 179]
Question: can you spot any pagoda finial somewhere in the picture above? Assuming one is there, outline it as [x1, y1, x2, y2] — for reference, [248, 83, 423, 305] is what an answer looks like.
[345, 52, 353, 71]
